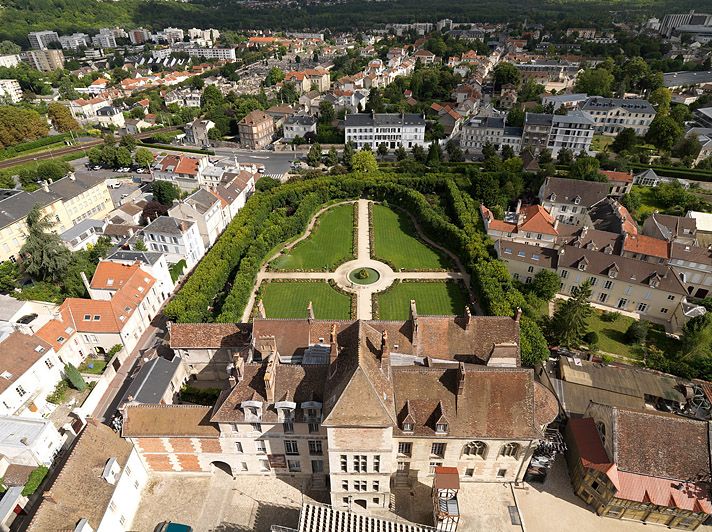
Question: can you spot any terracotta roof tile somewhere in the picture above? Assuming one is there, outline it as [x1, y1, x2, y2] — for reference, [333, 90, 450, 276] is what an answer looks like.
[623, 234, 670, 259]
[0, 332, 52, 394]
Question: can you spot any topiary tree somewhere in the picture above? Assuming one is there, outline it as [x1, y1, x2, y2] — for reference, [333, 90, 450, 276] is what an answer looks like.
[64, 363, 86, 391]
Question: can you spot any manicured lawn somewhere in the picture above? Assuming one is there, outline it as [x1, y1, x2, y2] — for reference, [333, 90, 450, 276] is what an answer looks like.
[376, 281, 466, 320]
[260, 282, 352, 319]
[271, 203, 354, 271]
[371, 204, 451, 270]
[591, 134, 613, 153]
[633, 185, 667, 220]
[585, 311, 678, 360]
[78, 358, 108, 375]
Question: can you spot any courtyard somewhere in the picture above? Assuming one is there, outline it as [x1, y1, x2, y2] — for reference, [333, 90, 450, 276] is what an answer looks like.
[247, 199, 471, 321]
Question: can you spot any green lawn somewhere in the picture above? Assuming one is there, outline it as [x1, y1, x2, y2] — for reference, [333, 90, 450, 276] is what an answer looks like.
[591, 134, 613, 153]
[371, 204, 451, 270]
[634, 185, 667, 220]
[376, 281, 466, 320]
[260, 282, 352, 319]
[78, 358, 108, 375]
[271, 203, 354, 271]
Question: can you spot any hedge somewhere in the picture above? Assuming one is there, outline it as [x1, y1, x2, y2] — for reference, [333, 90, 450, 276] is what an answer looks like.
[0, 133, 71, 161]
[22, 466, 48, 496]
[136, 141, 215, 155]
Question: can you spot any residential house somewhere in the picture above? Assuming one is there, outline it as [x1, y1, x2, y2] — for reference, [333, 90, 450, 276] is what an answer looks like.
[184, 118, 215, 147]
[643, 213, 697, 246]
[238, 110, 275, 150]
[499, 86, 518, 109]
[460, 116, 522, 154]
[151, 154, 211, 191]
[142, 216, 206, 269]
[0, 173, 113, 263]
[430, 104, 463, 136]
[601, 170, 634, 196]
[539, 176, 610, 225]
[168, 188, 225, 248]
[586, 198, 638, 235]
[283, 115, 318, 141]
[60, 218, 107, 252]
[284, 68, 331, 93]
[96, 106, 125, 129]
[26, 422, 149, 532]
[103, 249, 175, 300]
[123, 310, 559, 512]
[119, 354, 187, 409]
[0, 331, 63, 418]
[522, 113, 553, 152]
[413, 49, 437, 64]
[0, 416, 64, 467]
[214, 171, 255, 224]
[164, 88, 202, 108]
[581, 97, 656, 136]
[565, 405, 711, 530]
[344, 113, 426, 150]
[480, 203, 572, 248]
[69, 95, 113, 124]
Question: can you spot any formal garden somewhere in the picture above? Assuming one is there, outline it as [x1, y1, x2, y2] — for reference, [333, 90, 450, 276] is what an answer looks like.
[375, 280, 467, 320]
[259, 281, 352, 320]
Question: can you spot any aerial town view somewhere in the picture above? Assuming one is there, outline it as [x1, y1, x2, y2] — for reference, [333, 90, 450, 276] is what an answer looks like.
[2, 0, 712, 530]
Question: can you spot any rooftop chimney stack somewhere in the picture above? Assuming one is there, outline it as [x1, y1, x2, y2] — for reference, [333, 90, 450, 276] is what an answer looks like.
[264, 353, 278, 404]
[233, 354, 245, 383]
[464, 306, 472, 330]
[380, 330, 390, 373]
[410, 299, 419, 347]
[329, 323, 339, 376]
[457, 362, 465, 397]
[514, 307, 522, 323]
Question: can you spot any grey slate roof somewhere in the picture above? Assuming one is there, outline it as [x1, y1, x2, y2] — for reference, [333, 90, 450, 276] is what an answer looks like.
[540, 176, 609, 207]
[345, 112, 425, 127]
[553, 110, 595, 126]
[120, 355, 182, 405]
[60, 218, 105, 242]
[581, 97, 655, 114]
[182, 188, 219, 215]
[285, 115, 317, 126]
[525, 113, 554, 126]
[144, 215, 194, 235]
[106, 249, 164, 265]
[664, 70, 712, 87]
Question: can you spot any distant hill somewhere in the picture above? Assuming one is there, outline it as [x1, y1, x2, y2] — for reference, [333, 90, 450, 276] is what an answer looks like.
[0, 0, 705, 47]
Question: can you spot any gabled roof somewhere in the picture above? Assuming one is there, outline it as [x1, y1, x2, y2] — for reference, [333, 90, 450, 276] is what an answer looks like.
[123, 404, 220, 438]
[623, 233, 669, 259]
[0, 332, 52, 394]
[541, 176, 609, 207]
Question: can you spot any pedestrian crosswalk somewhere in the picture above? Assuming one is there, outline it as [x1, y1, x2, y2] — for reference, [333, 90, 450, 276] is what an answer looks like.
[262, 172, 285, 181]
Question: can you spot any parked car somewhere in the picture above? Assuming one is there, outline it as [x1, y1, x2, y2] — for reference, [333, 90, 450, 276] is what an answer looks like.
[156, 522, 193, 532]
[108, 182, 121, 189]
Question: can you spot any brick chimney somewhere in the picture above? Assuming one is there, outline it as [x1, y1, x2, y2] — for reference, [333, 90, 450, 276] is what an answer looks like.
[264, 353, 278, 404]
[380, 330, 390, 372]
[307, 300, 314, 322]
[457, 362, 465, 396]
[43, 491, 57, 504]
[464, 306, 472, 330]
[410, 299, 418, 348]
[514, 307, 522, 322]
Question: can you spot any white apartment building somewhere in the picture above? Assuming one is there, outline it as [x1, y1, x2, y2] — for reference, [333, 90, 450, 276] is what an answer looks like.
[186, 47, 237, 61]
[27, 422, 149, 532]
[283, 115, 318, 141]
[142, 216, 206, 268]
[581, 97, 656, 136]
[168, 188, 225, 248]
[0, 331, 63, 418]
[0, 416, 64, 466]
[27, 31, 59, 50]
[546, 110, 595, 155]
[58, 32, 90, 50]
[92, 31, 117, 49]
[0, 55, 20, 68]
[0, 79, 23, 103]
[345, 113, 426, 150]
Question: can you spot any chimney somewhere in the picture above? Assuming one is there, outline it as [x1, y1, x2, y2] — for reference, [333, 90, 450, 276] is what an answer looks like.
[580, 225, 588, 239]
[410, 300, 419, 347]
[554, 218, 559, 231]
[41, 180, 49, 193]
[380, 330, 390, 372]
[233, 354, 245, 383]
[68, 172, 76, 181]
[307, 301, 314, 322]
[464, 306, 472, 330]
[264, 353, 277, 404]
[514, 307, 522, 322]
[80, 271, 91, 295]
[457, 362, 465, 396]
[257, 300, 266, 319]
[515, 199, 522, 215]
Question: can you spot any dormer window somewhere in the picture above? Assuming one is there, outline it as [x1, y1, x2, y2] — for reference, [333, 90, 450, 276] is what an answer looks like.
[574, 196, 581, 205]
[578, 261, 587, 272]
[435, 423, 448, 434]
[403, 422, 414, 432]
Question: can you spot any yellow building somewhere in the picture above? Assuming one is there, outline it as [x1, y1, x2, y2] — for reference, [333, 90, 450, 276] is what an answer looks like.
[0, 173, 113, 263]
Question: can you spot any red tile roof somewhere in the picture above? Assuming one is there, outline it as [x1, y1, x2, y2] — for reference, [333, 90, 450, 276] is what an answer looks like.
[623, 234, 670, 259]
[602, 170, 633, 183]
[518, 205, 558, 235]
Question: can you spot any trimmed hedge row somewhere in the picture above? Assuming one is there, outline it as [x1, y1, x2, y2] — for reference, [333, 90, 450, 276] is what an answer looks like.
[627, 163, 712, 182]
[0, 133, 70, 161]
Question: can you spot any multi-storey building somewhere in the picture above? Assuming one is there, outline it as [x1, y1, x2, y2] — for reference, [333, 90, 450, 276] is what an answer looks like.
[546, 111, 595, 155]
[141, 216, 206, 269]
[151, 153, 211, 191]
[522, 112, 553, 152]
[21, 49, 65, 72]
[58, 32, 90, 50]
[0, 79, 23, 103]
[539, 176, 610, 225]
[186, 47, 237, 61]
[284, 68, 331, 93]
[283, 115, 318, 141]
[660, 10, 712, 36]
[238, 110, 275, 150]
[128, 28, 151, 45]
[565, 404, 711, 530]
[0, 173, 113, 263]
[123, 310, 559, 512]
[91, 31, 117, 49]
[459, 116, 522, 154]
[0, 54, 20, 68]
[168, 188, 225, 248]
[27, 31, 59, 50]
[345, 113, 426, 150]
[581, 97, 656, 136]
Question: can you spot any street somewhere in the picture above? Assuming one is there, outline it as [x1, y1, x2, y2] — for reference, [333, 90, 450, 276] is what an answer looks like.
[212, 147, 297, 179]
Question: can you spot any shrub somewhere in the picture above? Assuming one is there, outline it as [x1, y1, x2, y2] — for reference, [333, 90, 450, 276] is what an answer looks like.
[625, 320, 649, 344]
[601, 311, 620, 322]
[583, 331, 599, 345]
[180, 385, 221, 406]
[601, 354, 614, 365]
[64, 363, 87, 391]
[46, 380, 69, 404]
[107, 344, 123, 357]
[22, 466, 48, 496]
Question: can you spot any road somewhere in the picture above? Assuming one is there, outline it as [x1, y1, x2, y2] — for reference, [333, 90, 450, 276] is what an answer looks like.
[0, 126, 180, 171]
[212, 147, 297, 179]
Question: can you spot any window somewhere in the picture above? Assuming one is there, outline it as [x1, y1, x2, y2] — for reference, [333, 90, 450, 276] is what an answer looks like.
[429, 461, 442, 474]
[16, 385, 26, 398]
[354, 480, 367, 492]
[497, 469, 507, 478]
[109, 501, 117, 512]
[235, 442, 243, 453]
[596, 422, 606, 445]
[603, 280, 613, 290]
[463, 441, 487, 458]
[240, 462, 248, 472]
[499, 443, 520, 458]
[340, 454, 347, 472]
[342, 480, 349, 490]
[251, 422, 262, 433]
[285, 440, 299, 455]
[373, 480, 380, 491]
[308, 440, 323, 456]
[598, 293, 608, 303]
[44, 359, 54, 370]
[560, 270, 568, 279]
[119, 515, 126, 526]
[667, 294, 675, 301]
[431, 443, 446, 458]
[374, 455, 380, 473]
[398, 442, 412, 456]
[661, 308, 669, 314]
[283, 421, 294, 434]
[259, 459, 270, 472]
[435, 423, 448, 434]
[308, 422, 320, 434]
[637, 303, 648, 313]
[589, 277, 597, 286]
[616, 298, 627, 309]
[256, 441, 267, 454]
[353, 455, 367, 472]
[311, 460, 324, 473]
[287, 459, 301, 472]
[527, 266, 534, 273]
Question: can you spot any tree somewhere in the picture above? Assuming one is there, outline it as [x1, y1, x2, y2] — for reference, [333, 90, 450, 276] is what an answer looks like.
[0, 106, 49, 149]
[550, 281, 593, 347]
[119, 134, 137, 151]
[64, 363, 87, 391]
[574, 68, 614, 97]
[351, 151, 378, 173]
[20, 206, 71, 282]
[365, 88, 385, 113]
[501, 144, 515, 161]
[134, 239, 148, 251]
[142, 201, 169, 223]
[621, 190, 642, 213]
[557, 148, 574, 165]
[673, 136, 702, 160]
[538, 148, 553, 165]
[318, 100, 335, 124]
[264, 67, 285, 86]
[531, 270, 560, 300]
[377, 143, 388, 158]
[625, 320, 649, 344]
[520, 316, 550, 367]
[611, 128, 637, 153]
[326, 147, 338, 166]
[0, 41, 20, 55]
[427, 141, 442, 165]
[680, 314, 712, 361]
[412, 144, 427, 163]
[135, 147, 154, 168]
[446, 141, 465, 162]
[395, 145, 407, 161]
[201, 85, 224, 111]
[0, 261, 19, 293]
[342, 141, 355, 168]
[482, 142, 497, 160]
[47, 103, 79, 132]
[492, 62, 520, 90]
[649, 87, 672, 115]
[506, 106, 525, 128]
[307, 143, 322, 167]
[646, 115, 683, 152]
[115, 146, 132, 168]
[569, 156, 602, 181]
[152, 181, 181, 205]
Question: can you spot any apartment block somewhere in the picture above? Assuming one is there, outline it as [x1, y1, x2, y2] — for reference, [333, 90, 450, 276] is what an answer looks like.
[345, 113, 426, 150]
[21, 49, 65, 72]
[0, 79, 23, 103]
[581, 97, 656, 136]
[27, 31, 59, 50]
[238, 110, 275, 150]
